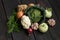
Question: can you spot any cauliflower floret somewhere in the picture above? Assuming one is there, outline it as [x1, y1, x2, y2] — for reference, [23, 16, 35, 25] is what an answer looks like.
[21, 15, 31, 29]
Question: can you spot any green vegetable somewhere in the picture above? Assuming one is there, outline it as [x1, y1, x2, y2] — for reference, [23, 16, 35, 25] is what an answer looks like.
[25, 6, 42, 23]
[45, 8, 52, 18]
[7, 10, 19, 33]
[39, 23, 48, 33]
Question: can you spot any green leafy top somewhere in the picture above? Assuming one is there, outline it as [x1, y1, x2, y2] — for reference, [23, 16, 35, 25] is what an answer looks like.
[25, 6, 43, 23]
[7, 10, 19, 33]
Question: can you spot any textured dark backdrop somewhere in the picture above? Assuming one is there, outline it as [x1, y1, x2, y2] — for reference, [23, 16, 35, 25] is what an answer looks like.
[0, 0, 60, 40]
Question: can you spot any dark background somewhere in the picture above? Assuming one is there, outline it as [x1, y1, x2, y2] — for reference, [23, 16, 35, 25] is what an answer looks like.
[0, 0, 60, 40]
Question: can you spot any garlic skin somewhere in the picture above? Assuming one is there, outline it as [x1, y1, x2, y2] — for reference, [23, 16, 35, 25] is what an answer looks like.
[31, 23, 38, 30]
[45, 8, 52, 18]
[48, 19, 56, 26]
[21, 15, 31, 29]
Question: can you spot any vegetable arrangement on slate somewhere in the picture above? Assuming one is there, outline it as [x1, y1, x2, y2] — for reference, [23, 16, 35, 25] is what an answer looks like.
[7, 3, 56, 34]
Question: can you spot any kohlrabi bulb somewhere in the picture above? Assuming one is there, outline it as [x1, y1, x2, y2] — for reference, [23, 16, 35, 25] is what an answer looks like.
[39, 23, 48, 33]
[45, 8, 52, 18]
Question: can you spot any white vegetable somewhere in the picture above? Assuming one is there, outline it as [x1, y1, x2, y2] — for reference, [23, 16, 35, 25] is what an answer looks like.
[21, 15, 31, 29]
[48, 19, 56, 26]
[31, 23, 38, 30]
[45, 8, 52, 18]
[39, 23, 48, 33]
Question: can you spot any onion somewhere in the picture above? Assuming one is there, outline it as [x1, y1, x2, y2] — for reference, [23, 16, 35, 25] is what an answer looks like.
[16, 11, 24, 19]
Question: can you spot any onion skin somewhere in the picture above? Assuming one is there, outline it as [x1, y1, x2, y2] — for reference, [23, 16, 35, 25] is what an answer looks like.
[16, 11, 24, 19]
[27, 28, 33, 34]
[31, 23, 38, 30]
[48, 19, 56, 27]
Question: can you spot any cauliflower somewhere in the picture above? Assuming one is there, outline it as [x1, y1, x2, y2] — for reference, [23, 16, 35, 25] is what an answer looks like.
[21, 15, 31, 29]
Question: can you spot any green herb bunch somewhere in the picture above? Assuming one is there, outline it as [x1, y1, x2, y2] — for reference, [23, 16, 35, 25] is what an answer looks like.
[7, 10, 19, 33]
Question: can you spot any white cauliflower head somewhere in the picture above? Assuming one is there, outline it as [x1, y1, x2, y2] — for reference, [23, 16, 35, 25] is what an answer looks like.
[21, 15, 31, 29]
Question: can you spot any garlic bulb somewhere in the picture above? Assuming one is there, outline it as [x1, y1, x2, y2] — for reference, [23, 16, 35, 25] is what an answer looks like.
[21, 15, 31, 29]
[48, 19, 56, 26]
[31, 23, 38, 30]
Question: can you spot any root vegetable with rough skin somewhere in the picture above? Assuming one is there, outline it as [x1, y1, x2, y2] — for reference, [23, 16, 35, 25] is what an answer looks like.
[31, 23, 38, 30]
[18, 4, 28, 11]
[21, 15, 31, 29]
[28, 3, 35, 7]
[48, 19, 56, 27]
